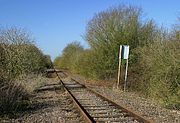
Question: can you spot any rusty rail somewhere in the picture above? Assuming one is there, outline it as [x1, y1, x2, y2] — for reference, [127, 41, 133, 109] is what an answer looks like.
[49, 66, 95, 123]
[48, 68, 153, 123]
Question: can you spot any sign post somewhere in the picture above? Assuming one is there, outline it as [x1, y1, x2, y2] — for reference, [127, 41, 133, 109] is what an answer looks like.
[117, 45, 122, 89]
[117, 45, 129, 91]
[124, 59, 129, 91]
[122, 45, 129, 91]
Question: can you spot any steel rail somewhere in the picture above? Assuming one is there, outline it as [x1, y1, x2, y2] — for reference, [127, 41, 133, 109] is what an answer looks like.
[69, 74, 153, 123]
[49, 65, 95, 123]
[49, 67, 153, 123]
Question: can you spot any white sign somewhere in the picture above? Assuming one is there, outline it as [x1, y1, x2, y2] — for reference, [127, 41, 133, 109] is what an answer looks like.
[122, 45, 129, 59]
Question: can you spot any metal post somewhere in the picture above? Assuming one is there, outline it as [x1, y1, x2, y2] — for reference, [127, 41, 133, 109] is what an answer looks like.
[117, 45, 122, 89]
[124, 59, 129, 91]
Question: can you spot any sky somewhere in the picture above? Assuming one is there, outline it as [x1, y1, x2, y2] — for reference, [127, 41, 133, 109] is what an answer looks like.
[0, 0, 179, 60]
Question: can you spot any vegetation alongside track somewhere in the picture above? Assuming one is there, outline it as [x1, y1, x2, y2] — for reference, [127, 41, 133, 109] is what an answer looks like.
[0, 27, 51, 115]
[54, 5, 180, 109]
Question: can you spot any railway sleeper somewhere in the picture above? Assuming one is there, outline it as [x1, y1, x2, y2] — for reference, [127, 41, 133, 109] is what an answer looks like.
[65, 116, 80, 119]
[60, 103, 73, 107]
[79, 102, 112, 106]
[58, 72, 152, 123]
[81, 103, 113, 107]
[74, 96, 105, 101]
[82, 104, 115, 107]
[90, 113, 128, 118]
[78, 99, 110, 103]
[70, 90, 87, 93]
[87, 109, 124, 114]
[65, 113, 80, 117]
[85, 107, 117, 110]
[65, 120, 85, 123]
[93, 117, 137, 123]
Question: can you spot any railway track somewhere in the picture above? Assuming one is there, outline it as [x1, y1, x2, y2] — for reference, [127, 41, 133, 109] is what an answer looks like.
[51, 70, 153, 123]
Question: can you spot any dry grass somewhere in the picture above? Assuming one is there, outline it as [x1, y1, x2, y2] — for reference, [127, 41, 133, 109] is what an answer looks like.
[0, 27, 51, 116]
[0, 80, 29, 115]
[0, 74, 47, 116]
[17, 74, 47, 93]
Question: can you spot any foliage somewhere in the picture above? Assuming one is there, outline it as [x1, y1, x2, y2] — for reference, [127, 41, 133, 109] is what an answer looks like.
[0, 27, 50, 114]
[84, 5, 157, 79]
[135, 40, 180, 109]
[43, 55, 52, 69]
[0, 80, 29, 115]
[0, 27, 49, 79]
[54, 56, 62, 69]
[128, 17, 180, 109]
[56, 41, 84, 72]
[54, 5, 180, 109]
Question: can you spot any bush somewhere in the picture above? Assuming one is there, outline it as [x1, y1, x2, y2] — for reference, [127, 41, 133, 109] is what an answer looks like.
[54, 6, 179, 109]
[84, 5, 157, 79]
[133, 40, 180, 109]
[54, 5, 158, 80]
[56, 41, 84, 72]
[128, 18, 180, 109]
[0, 80, 29, 115]
[0, 27, 49, 115]
[54, 56, 62, 69]
[0, 27, 48, 79]
[75, 50, 101, 79]
[43, 55, 52, 69]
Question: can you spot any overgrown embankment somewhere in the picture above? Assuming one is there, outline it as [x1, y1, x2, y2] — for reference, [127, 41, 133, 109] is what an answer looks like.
[54, 5, 180, 109]
[0, 27, 51, 116]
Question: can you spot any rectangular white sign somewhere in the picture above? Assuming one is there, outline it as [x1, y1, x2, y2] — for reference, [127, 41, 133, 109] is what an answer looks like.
[122, 45, 129, 59]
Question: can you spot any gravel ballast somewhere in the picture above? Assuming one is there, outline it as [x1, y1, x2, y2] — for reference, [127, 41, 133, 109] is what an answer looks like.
[71, 73, 180, 123]
[91, 86, 180, 123]
[1, 77, 84, 123]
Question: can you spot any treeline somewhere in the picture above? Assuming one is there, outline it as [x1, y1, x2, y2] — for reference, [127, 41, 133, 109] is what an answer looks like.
[0, 27, 51, 115]
[54, 5, 180, 109]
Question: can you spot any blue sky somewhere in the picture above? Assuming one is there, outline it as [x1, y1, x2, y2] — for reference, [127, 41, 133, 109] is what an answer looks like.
[0, 0, 179, 60]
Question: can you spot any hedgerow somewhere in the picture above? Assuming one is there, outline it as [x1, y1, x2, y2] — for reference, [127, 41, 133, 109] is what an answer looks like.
[54, 5, 180, 109]
[0, 27, 51, 115]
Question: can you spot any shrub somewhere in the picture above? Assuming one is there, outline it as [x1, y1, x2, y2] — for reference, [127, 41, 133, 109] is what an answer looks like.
[56, 41, 84, 72]
[43, 55, 52, 69]
[75, 50, 100, 78]
[0, 27, 47, 79]
[84, 5, 157, 79]
[54, 5, 179, 109]
[55, 5, 158, 79]
[134, 40, 180, 109]
[54, 56, 62, 69]
[0, 27, 49, 115]
[0, 80, 29, 115]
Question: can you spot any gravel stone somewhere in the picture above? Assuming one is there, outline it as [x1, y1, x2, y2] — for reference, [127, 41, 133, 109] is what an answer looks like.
[70, 73, 180, 123]
[1, 77, 84, 123]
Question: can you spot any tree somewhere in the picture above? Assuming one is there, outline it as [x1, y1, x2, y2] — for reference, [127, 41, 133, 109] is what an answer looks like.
[85, 5, 157, 79]
[56, 41, 84, 72]
[0, 27, 47, 80]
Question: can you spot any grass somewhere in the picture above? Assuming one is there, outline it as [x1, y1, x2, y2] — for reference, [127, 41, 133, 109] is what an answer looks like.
[0, 74, 47, 117]
[0, 80, 29, 116]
